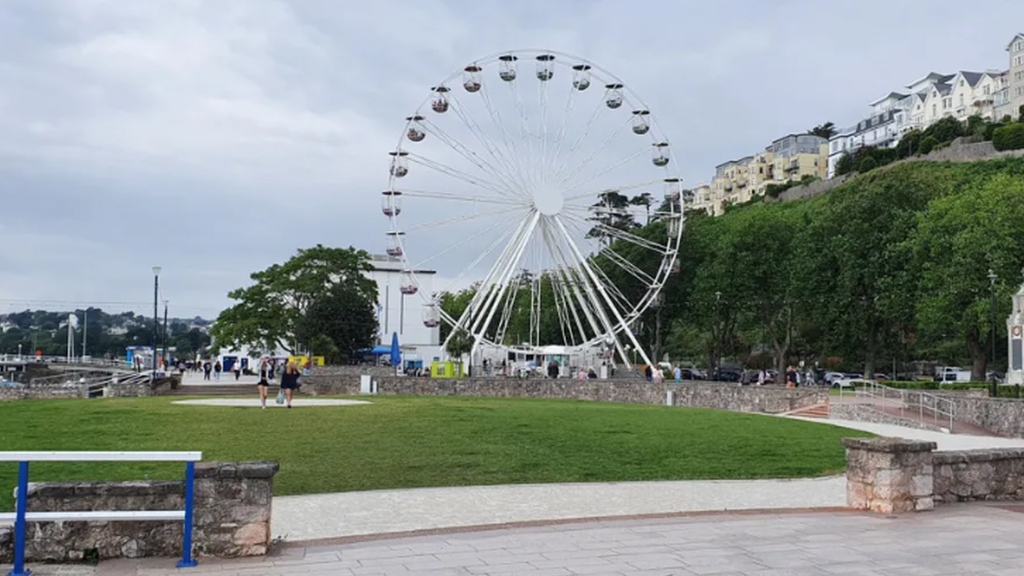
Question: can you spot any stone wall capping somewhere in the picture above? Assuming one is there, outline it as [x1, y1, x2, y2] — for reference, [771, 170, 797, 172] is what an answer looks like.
[841, 437, 937, 453]
[194, 461, 279, 479]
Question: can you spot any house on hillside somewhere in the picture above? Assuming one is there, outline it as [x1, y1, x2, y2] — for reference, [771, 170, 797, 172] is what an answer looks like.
[995, 33, 1024, 120]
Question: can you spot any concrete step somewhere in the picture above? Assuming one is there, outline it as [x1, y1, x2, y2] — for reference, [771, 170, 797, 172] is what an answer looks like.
[168, 385, 278, 396]
[788, 404, 829, 419]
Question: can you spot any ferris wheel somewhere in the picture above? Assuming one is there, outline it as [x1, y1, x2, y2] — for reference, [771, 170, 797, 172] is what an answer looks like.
[382, 49, 684, 369]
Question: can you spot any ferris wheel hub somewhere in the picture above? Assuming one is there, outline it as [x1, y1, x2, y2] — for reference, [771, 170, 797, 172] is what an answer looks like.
[531, 183, 564, 216]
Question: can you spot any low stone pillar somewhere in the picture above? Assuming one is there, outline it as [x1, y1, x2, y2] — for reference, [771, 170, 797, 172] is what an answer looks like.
[842, 437, 936, 514]
[193, 461, 279, 557]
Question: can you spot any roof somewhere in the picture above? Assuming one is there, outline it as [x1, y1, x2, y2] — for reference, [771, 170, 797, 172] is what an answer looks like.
[1007, 33, 1024, 50]
[868, 91, 909, 106]
[770, 133, 826, 146]
[957, 71, 984, 87]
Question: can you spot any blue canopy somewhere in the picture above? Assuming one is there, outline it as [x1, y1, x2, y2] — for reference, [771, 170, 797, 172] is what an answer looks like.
[390, 332, 401, 367]
[360, 345, 392, 355]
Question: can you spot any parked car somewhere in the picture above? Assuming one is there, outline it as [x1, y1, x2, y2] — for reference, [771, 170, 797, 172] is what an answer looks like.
[712, 369, 743, 382]
[823, 372, 845, 386]
[834, 377, 870, 389]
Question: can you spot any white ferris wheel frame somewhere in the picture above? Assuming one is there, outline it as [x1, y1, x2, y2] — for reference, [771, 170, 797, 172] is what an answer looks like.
[383, 48, 685, 369]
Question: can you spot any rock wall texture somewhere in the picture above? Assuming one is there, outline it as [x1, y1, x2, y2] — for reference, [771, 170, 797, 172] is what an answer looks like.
[944, 397, 1024, 439]
[0, 384, 87, 401]
[303, 369, 827, 415]
[828, 403, 946, 432]
[1, 461, 278, 562]
[843, 438, 1024, 513]
[933, 449, 1024, 503]
[842, 437, 937, 514]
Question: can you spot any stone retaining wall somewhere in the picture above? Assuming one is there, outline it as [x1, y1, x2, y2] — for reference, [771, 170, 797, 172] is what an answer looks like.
[842, 438, 1024, 513]
[944, 396, 1024, 438]
[828, 403, 946, 432]
[0, 461, 279, 562]
[0, 384, 87, 401]
[104, 377, 175, 398]
[304, 370, 827, 414]
[302, 365, 394, 396]
[933, 449, 1024, 503]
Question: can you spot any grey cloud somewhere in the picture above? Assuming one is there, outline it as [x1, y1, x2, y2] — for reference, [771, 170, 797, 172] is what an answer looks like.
[1, 0, 1022, 317]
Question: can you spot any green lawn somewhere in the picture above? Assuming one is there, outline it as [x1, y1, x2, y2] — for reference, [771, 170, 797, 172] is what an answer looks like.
[0, 396, 870, 511]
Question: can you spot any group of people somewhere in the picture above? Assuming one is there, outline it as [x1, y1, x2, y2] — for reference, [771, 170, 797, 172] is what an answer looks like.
[256, 357, 301, 409]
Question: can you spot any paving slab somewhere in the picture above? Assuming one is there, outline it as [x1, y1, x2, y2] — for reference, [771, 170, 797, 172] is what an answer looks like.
[785, 417, 1024, 450]
[271, 477, 847, 542]
[170, 399, 372, 408]
[13, 503, 1021, 576]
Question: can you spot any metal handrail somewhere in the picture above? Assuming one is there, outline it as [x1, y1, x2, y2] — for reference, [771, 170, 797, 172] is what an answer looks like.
[0, 451, 202, 575]
[851, 380, 956, 432]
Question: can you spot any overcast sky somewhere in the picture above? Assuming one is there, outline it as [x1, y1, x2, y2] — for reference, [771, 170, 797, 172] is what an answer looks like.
[2, 0, 1022, 320]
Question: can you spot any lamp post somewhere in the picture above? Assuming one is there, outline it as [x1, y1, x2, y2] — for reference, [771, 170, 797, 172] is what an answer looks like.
[163, 300, 169, 370]
[152, 266, 161, 377]
[989, 269, 998, 396]
[715, 291, 722, 381]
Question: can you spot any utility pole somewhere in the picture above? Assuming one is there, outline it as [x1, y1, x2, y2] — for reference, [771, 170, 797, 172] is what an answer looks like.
[989, 269, 998, 396]
[163, 300, 169, 369]
[152, 266, 161, 377]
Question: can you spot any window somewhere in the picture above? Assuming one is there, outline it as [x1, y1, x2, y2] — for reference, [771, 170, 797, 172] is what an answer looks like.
[932, 104, 937, 115]
[984, 85, 991, 95]
[1016, 41, 1024, 52]
[960, 79, 965, 87]
[959, 94, 964, 106]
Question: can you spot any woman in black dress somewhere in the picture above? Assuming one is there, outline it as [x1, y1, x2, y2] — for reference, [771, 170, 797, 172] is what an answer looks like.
[257, 358, 271, 410]
[280, 361, 301, 409]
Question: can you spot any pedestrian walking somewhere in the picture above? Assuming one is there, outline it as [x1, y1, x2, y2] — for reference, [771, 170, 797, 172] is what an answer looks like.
[233, 360, 242, 381]
[280, 361, 301, 409]
[203, 361, 212, 381]
[214, 360, 222, 382]
[786, 366, 798, 388]
[257, 358, 271, 410]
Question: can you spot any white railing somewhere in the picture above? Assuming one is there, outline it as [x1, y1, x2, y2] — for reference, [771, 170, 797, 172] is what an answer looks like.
[0, 451, 203, 575]
[845, 380, 956, 432]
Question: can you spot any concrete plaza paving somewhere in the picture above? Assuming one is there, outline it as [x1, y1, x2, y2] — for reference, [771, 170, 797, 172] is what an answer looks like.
[171, 398, 372, 408]
[19, 503, 1022, 575]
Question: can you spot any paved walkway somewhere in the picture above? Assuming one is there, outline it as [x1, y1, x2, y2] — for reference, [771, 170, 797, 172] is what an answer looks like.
[273, 477, 847, 542]
[786, 417, 1024, 450]
[15, 503, 1023, 575]
[171, 399, 372, 408]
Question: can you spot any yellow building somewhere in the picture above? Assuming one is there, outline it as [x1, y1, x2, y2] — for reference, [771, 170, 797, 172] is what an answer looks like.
[766, 134, 828, 186]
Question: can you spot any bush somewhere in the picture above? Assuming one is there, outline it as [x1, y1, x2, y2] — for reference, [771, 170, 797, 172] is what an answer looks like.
[922, 116, 964, 143]
[856, 156, 878, 172]
[881, 380, 990, 390]
[992, 123, 1024, 151]
[896, 130, 923, 158]
[983, 122, 1005, 141]
[919, 136, 939, 155]
[835, 152, 856, 176]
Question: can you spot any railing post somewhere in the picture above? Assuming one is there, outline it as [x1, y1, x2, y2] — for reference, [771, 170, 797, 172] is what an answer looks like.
[8, 461, 30, 576]
[176, 461, 198, 568]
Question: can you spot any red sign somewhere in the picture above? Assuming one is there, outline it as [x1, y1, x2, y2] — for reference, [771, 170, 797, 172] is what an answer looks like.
[35, 349, 42, 356]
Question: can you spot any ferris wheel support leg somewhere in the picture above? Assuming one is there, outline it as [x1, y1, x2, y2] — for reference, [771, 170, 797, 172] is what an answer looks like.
[442, 215, 531, 352]
[470, 212, 540, 354]
[551, 218, 632, 369]
[464, 214, 534, 343]
[554, 217, 653, 370]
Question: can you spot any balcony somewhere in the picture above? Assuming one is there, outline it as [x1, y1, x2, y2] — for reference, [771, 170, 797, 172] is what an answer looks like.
[738, 180, 748, 188]
[784, 163, 799, 173]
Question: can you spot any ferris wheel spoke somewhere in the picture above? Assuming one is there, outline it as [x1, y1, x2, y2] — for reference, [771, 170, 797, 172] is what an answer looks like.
[402, 206, 514, 234]
[402, 189, 528, 207]
[562, 178, 666, 205]
[406, 153, 519, 199]
[563, 210, 667, 254]
[508, 79, 539, 191]
[419, 117, 525, 197]
[478, 83, 531, 194]
[433, 213, 525, 297]
[560, 216, 635, 313]
[553, 96, 605, 185]
[560, 147, 651, 197]
[408, 210, 521, 271]
[555, 116, 633, 187]
[539, 221, 572, 345]
[442, 92, 532, 194]
[598, 246, 656, 285]
[544, 72, 581, 185]
[542, 219, 602, 344]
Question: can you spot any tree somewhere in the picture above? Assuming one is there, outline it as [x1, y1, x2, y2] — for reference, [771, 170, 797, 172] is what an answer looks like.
[445, 329, 474, 376]
[856, 156, 878, 172]
[808, 122, 836, 139]
[992, 123, 1024, 151]
[630, 192, 653, 224]
[918, 136, 938, 155]
[896, 129, 923, 158]
[921, 116, 964, 144]
[908, 174, 1024, 381]
[210, 245, 377, 355]
[295, 282, 377, 363]
[835, 152, 856, 176]
[586, 190, 635, 245]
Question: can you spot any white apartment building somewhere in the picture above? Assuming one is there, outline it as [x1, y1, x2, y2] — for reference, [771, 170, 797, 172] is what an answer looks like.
[827, 69, 1002, 178]
[995, 33, 1024, 120]
[366, 253, 442, 363]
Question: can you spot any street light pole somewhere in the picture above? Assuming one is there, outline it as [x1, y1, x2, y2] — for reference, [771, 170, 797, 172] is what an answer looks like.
[163, 300, 169, 370]
[152, 266, 161, 377]
[715, 291, 722, 380]
[989, 269, 998, 396]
